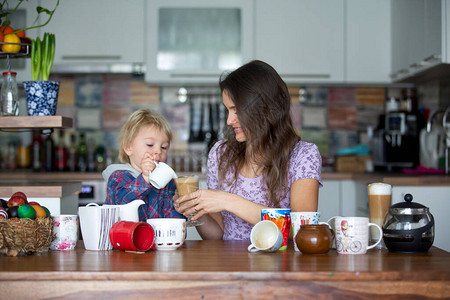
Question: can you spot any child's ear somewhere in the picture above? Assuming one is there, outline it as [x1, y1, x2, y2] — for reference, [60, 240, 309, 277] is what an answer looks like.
[124, 144, 132, 156]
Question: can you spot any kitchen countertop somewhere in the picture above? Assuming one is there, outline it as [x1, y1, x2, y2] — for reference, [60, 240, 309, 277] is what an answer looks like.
[1, 171, 449, 186]
[0, 182, 81, 198]
[0, 240, 448, 299]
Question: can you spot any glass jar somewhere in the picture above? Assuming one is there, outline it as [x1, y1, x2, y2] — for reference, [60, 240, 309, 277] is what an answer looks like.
[1, 71, 19, 116]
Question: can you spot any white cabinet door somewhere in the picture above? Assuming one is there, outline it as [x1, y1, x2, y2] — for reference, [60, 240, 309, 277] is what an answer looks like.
[391, 0, 444, 81]
[392, 186, 450, 252]
[145, 0, 254, 85]
[254, 0, 344, 84]
[345, 0, 391, 83]
[42, 0, 144, 65]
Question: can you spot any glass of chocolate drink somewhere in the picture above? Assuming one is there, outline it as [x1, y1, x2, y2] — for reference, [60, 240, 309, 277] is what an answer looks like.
[368, 183, 392, 249]
[174, 175, 203, 226]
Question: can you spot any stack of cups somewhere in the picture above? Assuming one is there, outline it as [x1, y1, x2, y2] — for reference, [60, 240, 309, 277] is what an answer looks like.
[368, 183, 392, 249]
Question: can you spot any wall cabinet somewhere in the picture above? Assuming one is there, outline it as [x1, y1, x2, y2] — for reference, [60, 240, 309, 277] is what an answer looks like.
[346, 0, 391, 83]
[391, 0, 448, 82]
[254, 0, 345, 84]
[145, 0, 254, 85]
[43, 0, 145, 71]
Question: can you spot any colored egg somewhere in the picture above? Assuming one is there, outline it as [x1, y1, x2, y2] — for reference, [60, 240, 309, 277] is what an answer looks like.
[8, 206, 19, 218]
[0, 199, 8, 209]
[18, 204, 36, 219]
[41, 206, 51, 217]
[31, 205, 46, 218]
[0, 207, 7, 219]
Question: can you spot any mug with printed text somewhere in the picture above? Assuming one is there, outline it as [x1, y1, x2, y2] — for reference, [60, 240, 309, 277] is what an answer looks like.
[330, 216, 382, 255]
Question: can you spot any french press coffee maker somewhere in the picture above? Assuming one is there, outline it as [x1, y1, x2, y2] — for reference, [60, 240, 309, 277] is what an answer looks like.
[382, 193, 434, 253]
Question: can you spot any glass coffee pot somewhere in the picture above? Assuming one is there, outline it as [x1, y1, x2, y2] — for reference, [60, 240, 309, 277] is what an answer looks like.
[382, 193, 434, 253]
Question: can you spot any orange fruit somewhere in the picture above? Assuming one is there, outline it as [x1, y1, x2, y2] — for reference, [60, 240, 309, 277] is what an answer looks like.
[0, 25, 14, 35]
[31, 205, 47, 218]
[15, 29, 25, 39]
[2, 34, 21, 53]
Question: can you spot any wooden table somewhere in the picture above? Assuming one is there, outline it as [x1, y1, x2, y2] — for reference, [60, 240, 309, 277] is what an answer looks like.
[0, 240, 449, 299]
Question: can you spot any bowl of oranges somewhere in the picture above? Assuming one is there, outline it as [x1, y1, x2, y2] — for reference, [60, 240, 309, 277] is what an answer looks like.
[0, 25, 31, 57]
[0, 191, 54, 256]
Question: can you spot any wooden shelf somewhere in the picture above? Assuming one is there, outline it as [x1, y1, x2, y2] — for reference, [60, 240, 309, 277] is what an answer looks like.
[0, 116, 73, 130]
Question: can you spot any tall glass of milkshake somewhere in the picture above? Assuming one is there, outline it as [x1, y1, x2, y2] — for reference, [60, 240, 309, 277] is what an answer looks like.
[368, 183, 392, 249]
[174, 175, 203, 227]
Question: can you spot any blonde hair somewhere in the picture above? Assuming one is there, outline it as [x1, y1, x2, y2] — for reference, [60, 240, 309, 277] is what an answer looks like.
[118, 109, 172, 163]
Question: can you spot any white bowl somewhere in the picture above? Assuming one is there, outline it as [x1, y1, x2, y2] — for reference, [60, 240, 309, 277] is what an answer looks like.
[146, 218, 186, 250]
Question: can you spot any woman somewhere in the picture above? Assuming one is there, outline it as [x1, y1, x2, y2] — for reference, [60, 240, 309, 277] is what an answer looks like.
[174, 60, 322, 240]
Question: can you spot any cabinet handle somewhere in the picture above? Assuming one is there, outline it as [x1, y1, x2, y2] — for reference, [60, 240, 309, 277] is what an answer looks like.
[170, 73, 220, 78]
[423, 54, 441, 62]
[61, 55, 122, 60]
[279, 74, 331, 79]
[409, 62, 424, 69]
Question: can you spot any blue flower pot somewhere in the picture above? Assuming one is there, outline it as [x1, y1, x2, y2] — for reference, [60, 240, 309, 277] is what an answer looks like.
[24, 81, 60, 116]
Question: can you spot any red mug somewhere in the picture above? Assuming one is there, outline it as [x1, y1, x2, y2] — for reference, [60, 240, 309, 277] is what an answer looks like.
[109, 221, 155, 252]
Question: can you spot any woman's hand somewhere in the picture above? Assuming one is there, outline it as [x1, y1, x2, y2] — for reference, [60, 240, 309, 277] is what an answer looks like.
[174, 189, 228, 220]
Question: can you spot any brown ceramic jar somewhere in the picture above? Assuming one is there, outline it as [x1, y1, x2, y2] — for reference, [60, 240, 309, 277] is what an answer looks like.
[295, 224, 334, 254]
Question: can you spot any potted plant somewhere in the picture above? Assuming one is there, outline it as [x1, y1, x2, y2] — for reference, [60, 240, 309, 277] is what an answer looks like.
[24, 32, 59, 116]
[1, 0, 60, 116]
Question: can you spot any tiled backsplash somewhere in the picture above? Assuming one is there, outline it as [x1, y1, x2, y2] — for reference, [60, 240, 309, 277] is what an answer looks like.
[2, 74, 450, 171]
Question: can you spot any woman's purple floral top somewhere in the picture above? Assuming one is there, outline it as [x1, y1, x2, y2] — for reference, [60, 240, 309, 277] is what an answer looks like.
[207, 140, 322, 240]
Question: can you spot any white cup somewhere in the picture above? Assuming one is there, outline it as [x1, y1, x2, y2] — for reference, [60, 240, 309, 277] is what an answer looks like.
[147, 218, 186, 250]
[291, 211, 328, 251]
[149, 162, 177, 189]
[50, 215, 79, 251]
[330, 216, 382, 255]
[248, 220, 284, 253]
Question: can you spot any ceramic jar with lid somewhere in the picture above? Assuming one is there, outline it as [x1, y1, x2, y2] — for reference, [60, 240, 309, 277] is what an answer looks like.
[295, 224, 334, 254]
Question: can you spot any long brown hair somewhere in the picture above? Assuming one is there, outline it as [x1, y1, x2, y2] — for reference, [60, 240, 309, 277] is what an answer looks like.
[218, 60, 300, 206]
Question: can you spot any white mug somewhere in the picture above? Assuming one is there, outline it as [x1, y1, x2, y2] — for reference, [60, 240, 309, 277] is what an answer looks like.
[78, 203, 120, 251]
[50, 215, 79, 251]
[291, 211, 328, 251]
[149, 162, 177, 189]
[330, 216, 382, 255]
[248, 220, 284, 253]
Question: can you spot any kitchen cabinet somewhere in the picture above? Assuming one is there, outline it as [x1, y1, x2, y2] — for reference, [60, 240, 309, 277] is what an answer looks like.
[254, 0, 344, 84]
[345, 0, 391, 83]
[0, 183, 81, 216]
[319, 180, 369, 223]
[392, 186, 450, 252]
[391, 0, 448, 82]
[145, 0, 254, 85]
[42, 0, 145, 72]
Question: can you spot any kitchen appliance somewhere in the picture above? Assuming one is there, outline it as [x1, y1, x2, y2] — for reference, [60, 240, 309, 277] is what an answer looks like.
[384, 111, 421, 168]
[443, 107, 450, 174]
[79, 180, 107, 206]
[419, 109, 446, 168]
[382, 193, 434, 253]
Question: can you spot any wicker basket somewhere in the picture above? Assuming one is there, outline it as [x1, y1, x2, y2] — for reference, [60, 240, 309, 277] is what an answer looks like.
[0, 217, 54, 256]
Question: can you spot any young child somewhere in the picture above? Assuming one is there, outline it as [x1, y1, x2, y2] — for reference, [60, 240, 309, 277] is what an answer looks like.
[102, 109, 184, 221]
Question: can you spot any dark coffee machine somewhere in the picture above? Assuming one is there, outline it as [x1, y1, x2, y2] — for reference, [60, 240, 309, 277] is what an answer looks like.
[384, 111, 420, 168]
[372, 93, 424, 171]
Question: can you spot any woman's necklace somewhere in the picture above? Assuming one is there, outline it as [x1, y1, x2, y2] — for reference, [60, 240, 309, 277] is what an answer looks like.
[249, 162, 260, 177]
